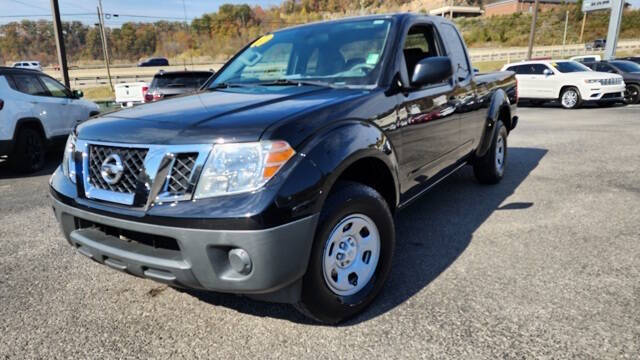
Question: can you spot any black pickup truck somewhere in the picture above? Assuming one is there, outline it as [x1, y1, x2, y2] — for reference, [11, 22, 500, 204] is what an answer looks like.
[50, 14, 518, 324]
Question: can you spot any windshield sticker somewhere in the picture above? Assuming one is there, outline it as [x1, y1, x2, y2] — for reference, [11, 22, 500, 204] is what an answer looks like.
[251, 34, 273, 48]
[366, 53, 380, 65]
[551, 62, 558, 68]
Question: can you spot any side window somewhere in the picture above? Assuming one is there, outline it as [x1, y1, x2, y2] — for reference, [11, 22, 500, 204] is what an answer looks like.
[532, 64, 550, 75]
[596, 63, 614, 73]
[440, 24, 470, 81]
[506, 65, 520, 74]
[39, 76, 71, 98]
[4, 75, 18, 90]
[402, 25, 442, 81]
[11, 74, 48, 96]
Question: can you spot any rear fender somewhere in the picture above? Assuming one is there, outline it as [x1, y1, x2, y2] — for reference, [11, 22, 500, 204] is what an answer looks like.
[475, 89, 510, 158]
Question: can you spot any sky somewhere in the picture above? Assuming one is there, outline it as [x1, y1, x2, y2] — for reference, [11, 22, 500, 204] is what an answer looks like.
[1, 0, 639, 26]
[0, 0, 283, 25]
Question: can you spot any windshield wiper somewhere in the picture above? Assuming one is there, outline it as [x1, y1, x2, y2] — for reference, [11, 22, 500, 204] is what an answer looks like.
[257, 79, 337, 88]
[207, 82, 248, 90]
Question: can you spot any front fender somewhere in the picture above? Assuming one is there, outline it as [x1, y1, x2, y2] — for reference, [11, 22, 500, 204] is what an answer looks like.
[288, 120, 401, 212]
[475, 89, 510, 158]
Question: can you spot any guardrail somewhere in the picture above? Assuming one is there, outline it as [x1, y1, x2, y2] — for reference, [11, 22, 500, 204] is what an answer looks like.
[53, 41, 640, 88]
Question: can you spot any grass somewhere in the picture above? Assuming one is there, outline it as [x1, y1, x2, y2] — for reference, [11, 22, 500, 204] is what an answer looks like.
[82, 86, 114, 101]
[473, 60, 509, 73]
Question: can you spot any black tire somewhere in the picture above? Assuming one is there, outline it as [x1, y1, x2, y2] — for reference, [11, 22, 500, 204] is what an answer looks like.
[560, 87, 582, 109]
[10, 127, 46, 173]
[295, 181, 395, 324]
[473, 120, 507, 185]
[624, 84, 640, 104]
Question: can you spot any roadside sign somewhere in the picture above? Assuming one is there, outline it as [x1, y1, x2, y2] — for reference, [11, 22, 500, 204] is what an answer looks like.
[582, 0, 612, 12]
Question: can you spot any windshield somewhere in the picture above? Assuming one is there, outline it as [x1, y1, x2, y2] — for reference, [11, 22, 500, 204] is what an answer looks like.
[551, 61, 591, 73]
[211, 19, 392, 88]
[610, 61, 640, 73]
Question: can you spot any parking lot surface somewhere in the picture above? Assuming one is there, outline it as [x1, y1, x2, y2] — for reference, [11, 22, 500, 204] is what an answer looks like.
[1, 105, 639, 358]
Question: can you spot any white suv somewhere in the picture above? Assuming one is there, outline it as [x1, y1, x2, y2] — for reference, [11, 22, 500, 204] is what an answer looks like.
[12, 61, 43, 71]
[502, 60, 625, 109]
[0, 68, 100, 173]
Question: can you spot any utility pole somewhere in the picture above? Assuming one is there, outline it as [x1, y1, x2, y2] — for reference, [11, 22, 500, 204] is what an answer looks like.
[562, 9, 569, 55]
[579, 12, 587, 44]
[603, 0, 624, 60]
[97, 0, 113, 91]
[526, 0, 540, 60]
[50, 0, 69, 88]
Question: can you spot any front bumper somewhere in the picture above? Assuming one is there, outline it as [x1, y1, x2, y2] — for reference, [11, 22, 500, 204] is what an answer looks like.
[51, 195, 319, 299]
[583, 84, 626, 101]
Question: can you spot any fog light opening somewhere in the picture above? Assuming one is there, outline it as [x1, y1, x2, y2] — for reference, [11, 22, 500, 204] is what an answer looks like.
[228, 248, 252, 275]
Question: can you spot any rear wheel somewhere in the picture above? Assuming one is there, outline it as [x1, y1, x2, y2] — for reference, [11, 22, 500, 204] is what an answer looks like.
[296, 181, 395, 324]
[624, 84, 640, 104]
[10, 127, 46, 173]
[473, 120, 507, 185]
[560, 87, 582, 109]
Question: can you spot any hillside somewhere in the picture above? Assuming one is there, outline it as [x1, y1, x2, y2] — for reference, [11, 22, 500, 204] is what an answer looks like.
[0, 0, 638, 66]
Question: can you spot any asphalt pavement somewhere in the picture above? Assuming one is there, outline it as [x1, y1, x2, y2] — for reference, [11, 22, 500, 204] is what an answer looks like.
[1, 104, 639, 359]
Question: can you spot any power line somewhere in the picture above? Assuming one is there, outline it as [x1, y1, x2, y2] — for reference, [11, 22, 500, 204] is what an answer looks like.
[8, 0, 50, 11]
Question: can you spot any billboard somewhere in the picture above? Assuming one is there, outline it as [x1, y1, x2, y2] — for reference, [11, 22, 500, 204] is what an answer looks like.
[582, 0, 612, 12]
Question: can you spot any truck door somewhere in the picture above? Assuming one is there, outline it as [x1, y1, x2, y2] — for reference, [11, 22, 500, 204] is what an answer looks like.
[438, 23, 479, 154]
[396, 24, 460, 193]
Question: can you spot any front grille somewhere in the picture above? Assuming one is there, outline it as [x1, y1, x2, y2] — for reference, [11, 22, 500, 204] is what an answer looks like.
[88, 145, 148, 194]
[167, 153, 198, 195]
[601, 78, 622, 86]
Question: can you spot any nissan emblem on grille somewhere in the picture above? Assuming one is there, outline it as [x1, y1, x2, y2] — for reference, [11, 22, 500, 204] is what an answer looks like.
[100, 154, 124, 185]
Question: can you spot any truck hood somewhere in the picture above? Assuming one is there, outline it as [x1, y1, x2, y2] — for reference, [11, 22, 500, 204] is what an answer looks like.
[76, 86, 366, 145]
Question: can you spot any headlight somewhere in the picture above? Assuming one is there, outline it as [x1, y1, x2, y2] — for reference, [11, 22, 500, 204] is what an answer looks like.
[194, 140, 295, 199]
[62, 134, 76, 183]
[584, 79, 601, 84]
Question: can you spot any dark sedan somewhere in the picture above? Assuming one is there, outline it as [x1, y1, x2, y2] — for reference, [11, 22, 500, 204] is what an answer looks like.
[584, 60, 640, 104]
[137, 57, 170, 67]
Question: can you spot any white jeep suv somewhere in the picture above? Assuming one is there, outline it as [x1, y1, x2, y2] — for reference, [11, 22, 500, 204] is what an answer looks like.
[0, 68, 100, 173]
[502, 60, 625, 109]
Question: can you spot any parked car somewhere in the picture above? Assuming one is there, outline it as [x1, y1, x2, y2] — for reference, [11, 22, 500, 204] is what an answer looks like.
[0, 67, 99, 172]
[144, 71, 214, 102]
[586, 39, 606, 51]
[569, 55, 601, 63]
[501, 60, 625, 109]
[12, 61, 42, 71]
[137, 57, 169, 67]
[582, 60, 640, 104]
[617, 56, 640, 65]
[50, 14, 518, 324]
[114, 82, 149, 107]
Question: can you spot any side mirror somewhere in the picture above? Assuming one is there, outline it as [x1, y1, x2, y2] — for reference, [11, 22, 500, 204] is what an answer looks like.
[72, 89, 83, 98]
[411, 57, 453, 87]
[473, 68, 480, 74]
[543, 69, 553, 76]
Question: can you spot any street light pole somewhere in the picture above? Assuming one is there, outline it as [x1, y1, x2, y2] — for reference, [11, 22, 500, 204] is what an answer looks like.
[526, 0, 540, 60]
[50, 0, 69, 88]
[97, 0, 113, 91]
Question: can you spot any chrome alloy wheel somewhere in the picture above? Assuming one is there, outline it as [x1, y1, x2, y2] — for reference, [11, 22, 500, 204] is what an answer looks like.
[495, 133, 505, 174]
[322, 214, 381, 296]
[561, 89, 578, 108]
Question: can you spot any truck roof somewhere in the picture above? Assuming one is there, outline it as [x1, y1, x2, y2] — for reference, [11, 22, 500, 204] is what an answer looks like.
[273, 13, 450, 33]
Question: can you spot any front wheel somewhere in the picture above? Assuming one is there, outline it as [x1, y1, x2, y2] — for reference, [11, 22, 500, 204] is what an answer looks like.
[296, 181, 395, 324]
[624, 84, 640, 104]
[560, 87, 582, 109]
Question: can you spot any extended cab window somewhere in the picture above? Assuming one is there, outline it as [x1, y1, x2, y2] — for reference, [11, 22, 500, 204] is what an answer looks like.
[439, 24, 470, 81]
[403, 25, 443, 82]
[11, 74, 48, 96]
